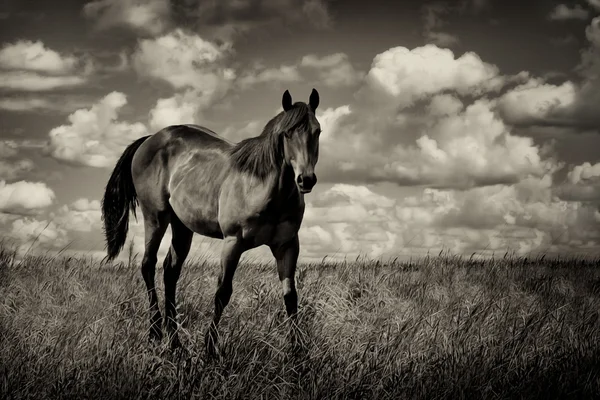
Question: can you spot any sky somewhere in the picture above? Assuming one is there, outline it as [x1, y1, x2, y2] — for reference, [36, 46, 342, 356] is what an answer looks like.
[1, 0, 600, 263]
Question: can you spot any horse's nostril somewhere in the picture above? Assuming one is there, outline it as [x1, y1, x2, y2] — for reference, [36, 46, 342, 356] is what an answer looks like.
[296, 175, 303, 185]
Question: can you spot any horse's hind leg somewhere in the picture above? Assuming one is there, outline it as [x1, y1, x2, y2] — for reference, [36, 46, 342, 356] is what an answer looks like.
[163, 213, 193, 349]
[141, 211, 169, 343]
[205, 235, 244, 357]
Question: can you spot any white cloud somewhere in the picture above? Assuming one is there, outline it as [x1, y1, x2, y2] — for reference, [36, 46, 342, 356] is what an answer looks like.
[425, 31, 460, 47]
[0, 180, 55, 213]
[548, 4, 590, 21]
[389, 100, 546, 187]
[427, 94, 464, 116]
[133, 29, 235, 94]
[220, 120, 262, 143]
[300, 53, 363, 87]
[9, 217, 69, 249]
[47, 91, 148, 168]
[0, 71, 85, 91]
[361, 45, 504, 109]
[317, 105, 352, 144]
[0, 141, 18, 158]
[0, 159, 34, 181]
[568, 161, 600, 184]
[587, 0, 600, 11]
[300, 44, 553, 189]
[301, 184, 399, 259]
[237, 64, 300, 88]
[579, 16, 600, 81]
[0, 40, 78, 73]
[317, 96, 548, 189]
[0, 96, 91, 113]
[51, 198, 102, 233]
[83, 0, 170, 36]
[497, 78, 577, 125]
[148, 90, 204, 131]
[0, 41, 88, 92]
[298, 178, 600, 260]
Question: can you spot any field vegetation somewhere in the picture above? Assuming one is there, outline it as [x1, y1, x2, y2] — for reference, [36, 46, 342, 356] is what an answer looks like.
[1, 244, 600, 399]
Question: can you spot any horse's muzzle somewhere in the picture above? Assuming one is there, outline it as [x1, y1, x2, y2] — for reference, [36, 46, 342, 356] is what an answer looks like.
[297, 173, 317, 193]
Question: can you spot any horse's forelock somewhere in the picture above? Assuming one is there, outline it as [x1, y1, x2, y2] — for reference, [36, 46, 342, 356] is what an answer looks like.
[269, 103, 311, 136]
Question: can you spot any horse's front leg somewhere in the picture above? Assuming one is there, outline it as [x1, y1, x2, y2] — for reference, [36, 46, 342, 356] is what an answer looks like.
[205, 235, 243, 358]
[270, 236, 301, 349]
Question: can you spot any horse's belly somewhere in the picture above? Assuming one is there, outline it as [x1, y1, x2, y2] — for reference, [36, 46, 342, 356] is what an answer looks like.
[169, 197, 223, 239]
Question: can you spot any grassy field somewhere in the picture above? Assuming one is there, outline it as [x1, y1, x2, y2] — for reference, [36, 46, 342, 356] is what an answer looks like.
[1, 245, 600, 399]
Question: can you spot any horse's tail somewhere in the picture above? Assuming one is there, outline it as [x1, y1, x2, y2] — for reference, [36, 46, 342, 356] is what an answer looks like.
[101, 135, 150, 261]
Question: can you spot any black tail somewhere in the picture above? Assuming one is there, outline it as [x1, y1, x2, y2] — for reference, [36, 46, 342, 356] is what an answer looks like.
[101, 135, 150, 261]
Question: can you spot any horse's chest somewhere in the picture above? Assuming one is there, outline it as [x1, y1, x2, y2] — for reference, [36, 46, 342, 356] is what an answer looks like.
[243, 210, 303, 248]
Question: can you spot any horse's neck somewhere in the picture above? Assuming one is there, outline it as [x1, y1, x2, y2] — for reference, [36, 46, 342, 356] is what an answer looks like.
[268, 163, 298, 206]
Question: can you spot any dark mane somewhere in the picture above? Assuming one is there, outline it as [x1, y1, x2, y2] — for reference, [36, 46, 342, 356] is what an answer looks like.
[228, 103, 311, 179]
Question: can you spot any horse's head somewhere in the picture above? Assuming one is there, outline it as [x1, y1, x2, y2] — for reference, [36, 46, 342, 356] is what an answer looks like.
[280, 89, 321, 194]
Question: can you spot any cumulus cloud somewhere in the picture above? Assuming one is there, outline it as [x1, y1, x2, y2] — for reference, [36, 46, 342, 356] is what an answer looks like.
[578, 16, 600, 80]
[0, 71, 86, 91]
[0, 180, 55, 213]
[0, 40, 87, 91]
[9, 217, 69, 249]
[220, 120, 263, 143]
[299, 179, 600, 260]
[0, 40, 78, 73]
[83, 0, 170, 36]
[0, 96, 90, 113]
[148, 90, 204, 131]
[427, 93, 464, 116]
[568, 161, 600, 184]
[237, 64, 301, 88]
[426, 31, 460, 47]
[548, 4, 590, 21]
[301, 184, 398, 259]
[508, 17, 600, 130]
[293, 44, 554, 189]
[587, 0, 600, 12]
[133, 29, 235, 103]
[51, 198, 102, 233]
[361, 45, 504, 109]
[47, 91, 148, 167]
[317, 105, 352, 144]
[0, 141, 18, 158]
[317, 101, 546, 189]
[300, 53, 363, 87]
[554, 161, 600, 202]
[0, 159, 34, 181]
[496, 78, 577, 125]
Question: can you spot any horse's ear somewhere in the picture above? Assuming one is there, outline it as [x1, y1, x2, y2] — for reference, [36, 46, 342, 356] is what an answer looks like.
[309, 88, 319, 111]
[282, 90, 293, 112]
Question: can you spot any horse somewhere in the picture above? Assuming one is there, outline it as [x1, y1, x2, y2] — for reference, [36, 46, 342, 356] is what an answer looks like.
[101, 89, 321, 354]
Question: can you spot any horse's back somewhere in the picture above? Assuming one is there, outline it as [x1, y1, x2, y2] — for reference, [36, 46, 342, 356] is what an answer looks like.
[131, 125, 232, 237]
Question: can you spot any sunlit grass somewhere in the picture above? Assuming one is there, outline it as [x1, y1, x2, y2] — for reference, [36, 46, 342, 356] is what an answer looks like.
[1, 245, 600, 399]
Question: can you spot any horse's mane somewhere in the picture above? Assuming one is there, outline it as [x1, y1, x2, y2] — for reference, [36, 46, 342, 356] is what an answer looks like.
[229, 103, 311, 179]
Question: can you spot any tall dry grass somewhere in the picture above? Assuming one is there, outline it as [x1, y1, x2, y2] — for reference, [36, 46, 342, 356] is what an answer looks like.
[1, 245, 600, 399]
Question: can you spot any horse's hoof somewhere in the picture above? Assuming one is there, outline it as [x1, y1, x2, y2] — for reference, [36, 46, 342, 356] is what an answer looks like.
[168, 334, 182, 350]
[204, 336, 220, 360]
[149, 329, 163, 344]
